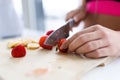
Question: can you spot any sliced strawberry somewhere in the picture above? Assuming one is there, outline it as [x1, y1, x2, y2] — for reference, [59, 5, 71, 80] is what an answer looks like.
[39, 35, 53, 50]
[11, 45, 26, 58]
[46, 30, 54, 36]
[58, 39, 68, 53]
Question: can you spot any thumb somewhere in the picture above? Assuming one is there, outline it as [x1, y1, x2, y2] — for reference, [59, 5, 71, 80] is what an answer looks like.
[73, 12, 86, 23]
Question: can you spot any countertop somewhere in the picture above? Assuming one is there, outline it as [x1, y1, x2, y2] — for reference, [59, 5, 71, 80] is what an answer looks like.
[82, 58, 120, 80]
[0, 28, 120, 80]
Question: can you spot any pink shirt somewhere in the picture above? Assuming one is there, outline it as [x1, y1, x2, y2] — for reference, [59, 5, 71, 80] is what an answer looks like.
[86, 1, 120, 16]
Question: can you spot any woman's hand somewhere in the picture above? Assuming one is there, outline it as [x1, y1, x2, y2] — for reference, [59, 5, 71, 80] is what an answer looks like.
[61, 25, 120, 58]
[66, 7, 87, 26]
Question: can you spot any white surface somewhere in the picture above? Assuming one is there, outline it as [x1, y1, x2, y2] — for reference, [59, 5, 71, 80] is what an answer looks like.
[82, 58, 120, 80]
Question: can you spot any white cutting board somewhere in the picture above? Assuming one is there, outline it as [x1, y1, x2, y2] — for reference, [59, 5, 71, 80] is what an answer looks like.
[0, 39, 117, 80]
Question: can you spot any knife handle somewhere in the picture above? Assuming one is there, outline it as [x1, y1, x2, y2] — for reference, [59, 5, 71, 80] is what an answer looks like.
[68, 18, 75, 27]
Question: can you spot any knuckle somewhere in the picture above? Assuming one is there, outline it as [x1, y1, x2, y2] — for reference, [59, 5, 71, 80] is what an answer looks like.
[66, 39, 71, 44]
[94, 51, 101, 57]
[98, 29, 108, 38]
[105, 38, 111, 45]
[95, 49, 101, 54]
[103, 33, 109, 40]
[79, 35, 86, 43]
[69, 44, 74, 51]
[101, 31, 107, 37]
[90, 42, 99, 50]
[94, 24, 102, 29]
[74, 32, 80, 37]
[87, 42, 94, 50]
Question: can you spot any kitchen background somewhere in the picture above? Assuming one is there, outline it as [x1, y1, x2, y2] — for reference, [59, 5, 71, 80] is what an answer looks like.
[12, 0, 82, 38]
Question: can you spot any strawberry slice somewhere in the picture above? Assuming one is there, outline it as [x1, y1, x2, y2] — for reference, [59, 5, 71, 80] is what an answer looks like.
[11, 45, 26, 58]
[46, 30, 54, 36]
[39, 35, 53, 50]
[58, 39, 68, 53]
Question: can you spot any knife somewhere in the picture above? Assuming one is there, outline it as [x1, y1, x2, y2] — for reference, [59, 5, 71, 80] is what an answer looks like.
[44, 18, 75, 46]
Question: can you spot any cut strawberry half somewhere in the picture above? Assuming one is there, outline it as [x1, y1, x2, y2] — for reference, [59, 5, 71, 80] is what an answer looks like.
[39, 35, 53, 50]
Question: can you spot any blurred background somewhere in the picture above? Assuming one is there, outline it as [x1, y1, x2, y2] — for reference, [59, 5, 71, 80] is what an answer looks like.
[11, 0, 81, 38]
[0, 0, 83, 39]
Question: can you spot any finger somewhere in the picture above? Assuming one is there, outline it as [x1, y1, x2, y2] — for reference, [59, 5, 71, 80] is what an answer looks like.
[66, 9, 79, 21]
[66, 10, 78, 21]
[69, 30, 103, 52]
[75, 38, 109, 54]
[85, 46, 111, 58]
[60, 25, 97, 49]
[74, 12, 85, 22]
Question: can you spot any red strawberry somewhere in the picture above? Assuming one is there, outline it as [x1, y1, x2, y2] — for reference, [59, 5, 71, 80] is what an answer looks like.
[11, 45, 26, 58]
[39, 35, 53, 50]
[46, 30, 54, 36]
[58, 39, 68, 53]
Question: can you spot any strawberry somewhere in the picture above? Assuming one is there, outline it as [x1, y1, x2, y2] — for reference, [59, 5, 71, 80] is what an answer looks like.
[39, 35, 53, 50]
[11, 45, 26, 58]
[58, 39, 68, 53]
[46, 30, 54, 36]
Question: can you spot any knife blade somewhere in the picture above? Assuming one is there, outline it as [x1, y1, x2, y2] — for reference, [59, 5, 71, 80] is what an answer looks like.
[44, 18, 75, 46]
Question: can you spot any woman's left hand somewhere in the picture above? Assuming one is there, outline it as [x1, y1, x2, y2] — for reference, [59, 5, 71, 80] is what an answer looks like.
[60, 25, 120, 58]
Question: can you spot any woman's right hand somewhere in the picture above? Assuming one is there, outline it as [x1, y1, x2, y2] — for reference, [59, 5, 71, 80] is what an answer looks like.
[66, 7, 87, 26]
